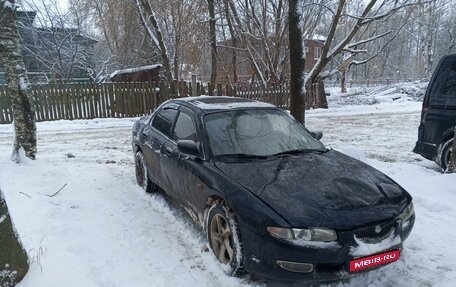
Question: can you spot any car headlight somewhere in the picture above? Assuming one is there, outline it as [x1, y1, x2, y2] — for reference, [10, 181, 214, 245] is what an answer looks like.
[267, 227, 337, 242]
[396, 202, 414, 222]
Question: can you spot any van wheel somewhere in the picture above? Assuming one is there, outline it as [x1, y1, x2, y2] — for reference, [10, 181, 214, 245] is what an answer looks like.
[438, 138, 453, 171]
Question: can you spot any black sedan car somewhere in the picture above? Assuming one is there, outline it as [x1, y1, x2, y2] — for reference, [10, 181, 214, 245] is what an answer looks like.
[132, 96, 415, 282]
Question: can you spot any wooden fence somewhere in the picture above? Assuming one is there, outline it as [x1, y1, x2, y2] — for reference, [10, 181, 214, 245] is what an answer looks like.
[0, 81, 291, 124]
[0, 82, 171, 124]
[224, 82, 291, 109]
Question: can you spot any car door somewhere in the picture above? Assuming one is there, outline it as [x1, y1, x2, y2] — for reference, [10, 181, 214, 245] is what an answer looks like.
[146, 106, 178, 190]
[163, 107, 206, 212]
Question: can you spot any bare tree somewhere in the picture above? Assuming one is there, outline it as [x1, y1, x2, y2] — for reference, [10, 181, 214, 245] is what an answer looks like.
[134, 0, 175, 89]
[0, 0, 37, 160]
[303, 0, 421, 109]
[71, 0, 456, 91]
[18, 0, 98, 83]
[224, 0, 290, 85]
[74, 0, 159, 72]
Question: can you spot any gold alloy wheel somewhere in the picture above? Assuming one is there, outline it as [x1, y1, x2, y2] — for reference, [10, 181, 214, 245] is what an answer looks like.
[210, 214, 234, 264]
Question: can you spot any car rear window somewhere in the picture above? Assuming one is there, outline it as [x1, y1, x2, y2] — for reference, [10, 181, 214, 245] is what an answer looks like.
[442, 59, 456, 96]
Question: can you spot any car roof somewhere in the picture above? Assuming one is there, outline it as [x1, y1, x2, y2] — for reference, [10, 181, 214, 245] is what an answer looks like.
[173, 96, 276, 113]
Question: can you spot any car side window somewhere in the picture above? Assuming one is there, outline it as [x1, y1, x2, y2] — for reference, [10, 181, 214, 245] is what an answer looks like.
[173, 111, 198, 142]
[442, 59, 456, 96]
[151, 108, 178, 137]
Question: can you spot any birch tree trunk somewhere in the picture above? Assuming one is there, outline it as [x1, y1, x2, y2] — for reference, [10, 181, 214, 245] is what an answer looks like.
[0, 188, 29, 287]
[0, 0, 37, 161]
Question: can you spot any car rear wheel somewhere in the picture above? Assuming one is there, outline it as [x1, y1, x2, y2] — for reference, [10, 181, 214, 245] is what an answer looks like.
[135, 151, 156, 193]
[207, 202, 245, 276]
[438, 138, 453, 171]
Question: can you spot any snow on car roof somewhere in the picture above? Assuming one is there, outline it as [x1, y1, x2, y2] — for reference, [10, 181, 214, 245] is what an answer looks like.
[177, 96, 276, 111]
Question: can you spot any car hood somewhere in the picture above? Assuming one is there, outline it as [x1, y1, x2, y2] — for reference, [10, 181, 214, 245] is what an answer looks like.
[215, 150, 409, 230]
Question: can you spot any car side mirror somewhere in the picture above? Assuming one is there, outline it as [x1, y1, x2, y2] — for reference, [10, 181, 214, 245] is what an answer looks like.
[177, 140, 201, 157]
[310, 131, 323, 140]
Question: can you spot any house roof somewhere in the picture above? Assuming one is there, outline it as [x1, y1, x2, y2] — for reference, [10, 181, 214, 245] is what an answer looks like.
[35, 27, 98, 44]
[306, 34, 327, 43]
[110, 64, 163, 79]
[16, 10, 37, 25]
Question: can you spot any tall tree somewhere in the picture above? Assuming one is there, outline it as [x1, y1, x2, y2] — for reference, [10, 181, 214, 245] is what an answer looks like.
[0, 0, 37, 161]
[289, 0, 304, 124]
[0, 188, 29, 287]
[135, 0, 175, 90]
[225, 0, 291, 85]
[208, 0, 217, 96]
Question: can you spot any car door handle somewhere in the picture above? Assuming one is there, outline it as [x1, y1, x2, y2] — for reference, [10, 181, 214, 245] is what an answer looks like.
[165, 146, 173, 154]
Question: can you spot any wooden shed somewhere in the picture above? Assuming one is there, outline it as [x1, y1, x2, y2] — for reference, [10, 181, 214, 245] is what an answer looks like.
[110, 64, 162, 82]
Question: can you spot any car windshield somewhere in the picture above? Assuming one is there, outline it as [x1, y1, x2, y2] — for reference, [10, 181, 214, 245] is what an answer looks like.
[204, 109, 326, 157]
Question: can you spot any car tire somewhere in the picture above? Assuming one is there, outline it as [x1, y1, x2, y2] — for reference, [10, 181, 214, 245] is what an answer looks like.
[438, 138, 454, 171]
[135, 151, 156, 193]
[207, 202, 245, 276]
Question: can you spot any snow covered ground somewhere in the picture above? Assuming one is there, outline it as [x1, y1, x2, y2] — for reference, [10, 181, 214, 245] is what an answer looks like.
[1, 83, 455, 286]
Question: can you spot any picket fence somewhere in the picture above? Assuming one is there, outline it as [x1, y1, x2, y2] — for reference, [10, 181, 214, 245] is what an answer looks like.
[0, 81, 291, 124]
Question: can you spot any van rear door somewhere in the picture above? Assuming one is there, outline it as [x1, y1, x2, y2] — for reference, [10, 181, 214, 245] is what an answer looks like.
[419, 55, 456, 145]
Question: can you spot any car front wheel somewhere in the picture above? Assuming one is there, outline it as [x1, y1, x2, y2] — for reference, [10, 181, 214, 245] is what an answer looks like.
[135, 151, 156, 193]
[207, 202, 245, 276]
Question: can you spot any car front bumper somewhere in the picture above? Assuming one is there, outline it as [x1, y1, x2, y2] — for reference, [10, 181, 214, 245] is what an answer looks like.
[240, 215, 415, 282]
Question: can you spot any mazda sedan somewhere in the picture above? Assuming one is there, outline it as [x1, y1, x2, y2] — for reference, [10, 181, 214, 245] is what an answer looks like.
[132, 96, 415, 282]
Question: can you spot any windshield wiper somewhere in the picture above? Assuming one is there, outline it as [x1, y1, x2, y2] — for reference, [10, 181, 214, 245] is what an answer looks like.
[273, 148, 327, 157]
[216, 153, 270, 159]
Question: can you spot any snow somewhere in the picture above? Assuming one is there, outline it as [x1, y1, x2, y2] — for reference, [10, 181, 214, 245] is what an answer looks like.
[290, 239, 341, 250]
[0, 82, 455, 286]
[350, 233, 402, 257]
[19, 76, 29, 91]
[109, 64, 162, 79]
[3, 0, 14, 11]
[310, 34, 327, 42]
[190, 98, 275, 110]
[0, 214, 6, 224]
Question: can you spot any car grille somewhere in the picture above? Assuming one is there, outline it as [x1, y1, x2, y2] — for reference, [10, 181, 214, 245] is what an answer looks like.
[354, 221, 396, 243]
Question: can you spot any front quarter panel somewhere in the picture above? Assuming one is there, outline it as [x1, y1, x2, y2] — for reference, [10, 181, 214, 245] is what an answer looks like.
[198, 162, 291, 234]
[132, 116, 149, 150]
